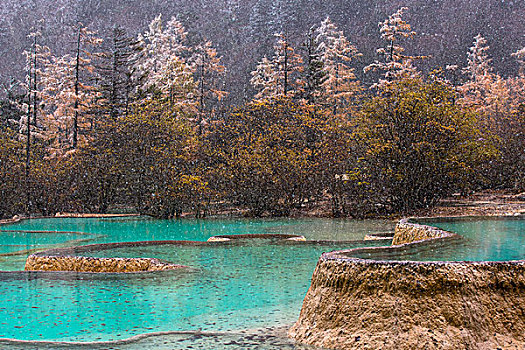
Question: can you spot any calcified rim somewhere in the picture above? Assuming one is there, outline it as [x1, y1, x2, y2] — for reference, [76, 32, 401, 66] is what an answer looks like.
[0, 215, 374, 275]
[0, 328, 292, 347]
[322, 215, 525, 265]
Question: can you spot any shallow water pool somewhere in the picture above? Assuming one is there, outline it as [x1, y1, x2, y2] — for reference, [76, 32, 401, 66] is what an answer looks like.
[351, 216, 525, 262]
[0, 217, 392, 347]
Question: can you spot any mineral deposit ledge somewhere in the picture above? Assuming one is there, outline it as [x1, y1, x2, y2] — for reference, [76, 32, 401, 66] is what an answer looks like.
[289, 217, 525, 350]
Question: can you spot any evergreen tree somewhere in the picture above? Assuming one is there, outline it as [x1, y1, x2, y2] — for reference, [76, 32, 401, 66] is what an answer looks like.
[97, 25, 141, 122]
[0, 79, 24, 130]
[250, 33, 302, 101]
[315, 17, 360, 114]
[365, 7, 425, 88]
[301, 26, 326, 104]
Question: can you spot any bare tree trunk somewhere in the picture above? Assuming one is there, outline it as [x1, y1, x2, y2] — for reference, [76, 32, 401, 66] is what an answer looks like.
[73, 27, 81, 148]
[283, 41, 288, 96]
[111, 30, 118, 120]
[32, 35, 38, 126]
[198, 63, 205, 135]
[25, 46, 33, 215]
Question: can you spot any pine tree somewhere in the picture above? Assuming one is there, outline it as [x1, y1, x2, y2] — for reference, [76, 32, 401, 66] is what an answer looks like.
[248, 0, 272, 57]
[365, 7, 425, 88]
[315, 17, 360, 113]
[0, 79, 23, 130]
[301, 26, 326, 105]
[97, 25, 141, 122]
[250, 33, 302, 101]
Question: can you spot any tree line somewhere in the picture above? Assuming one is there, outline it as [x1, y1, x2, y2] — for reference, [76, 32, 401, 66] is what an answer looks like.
[1, 8, 524, 219]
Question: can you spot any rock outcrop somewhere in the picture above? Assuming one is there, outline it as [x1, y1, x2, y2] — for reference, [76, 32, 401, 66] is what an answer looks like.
[289, 255, 525, 350]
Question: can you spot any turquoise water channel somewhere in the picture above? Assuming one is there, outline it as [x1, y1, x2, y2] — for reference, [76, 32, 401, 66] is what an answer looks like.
[0, 217, 393, 347]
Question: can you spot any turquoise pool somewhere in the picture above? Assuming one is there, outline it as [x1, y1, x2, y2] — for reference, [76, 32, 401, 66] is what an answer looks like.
[419, 216, 525, 261]
[0, 217, 393, 348]
[2, 216, 523, 348]
[351, 216, 525, 262]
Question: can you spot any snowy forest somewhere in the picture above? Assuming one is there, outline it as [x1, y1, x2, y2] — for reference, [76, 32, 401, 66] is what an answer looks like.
[0, 1, 524, 219]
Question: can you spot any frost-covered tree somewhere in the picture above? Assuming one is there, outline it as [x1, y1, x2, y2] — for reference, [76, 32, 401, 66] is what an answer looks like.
[509, 47, 525, 108]
[365, 7, 424, 88]
[459, 35, 509, 117]
[135, 14, 195, 110]
[136, 14, 188, 79]
[190, 40, 227, 118]
[250, 33, 302, 101]
[510, 47, 525, 107]
[315, 17, 360, 113]
[463, 35, 492, 81]
[40, 24, 102, 151]
[250, 56, 279, 101]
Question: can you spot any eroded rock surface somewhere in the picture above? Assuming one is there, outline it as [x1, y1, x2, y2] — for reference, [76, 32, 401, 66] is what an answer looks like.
[289, 256, 525, 350]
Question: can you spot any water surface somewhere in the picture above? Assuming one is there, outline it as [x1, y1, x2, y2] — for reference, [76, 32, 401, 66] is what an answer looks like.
[352, 216, 525, 262]
[0, 217, 392, 346]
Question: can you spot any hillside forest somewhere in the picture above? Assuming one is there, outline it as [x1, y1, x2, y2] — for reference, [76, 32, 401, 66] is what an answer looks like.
[0, 7, 524, 219]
